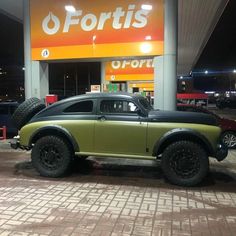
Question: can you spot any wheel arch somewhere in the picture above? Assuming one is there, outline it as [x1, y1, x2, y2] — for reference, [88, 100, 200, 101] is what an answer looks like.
[153, 128, 214, 157]
[29, 125, 79, 152]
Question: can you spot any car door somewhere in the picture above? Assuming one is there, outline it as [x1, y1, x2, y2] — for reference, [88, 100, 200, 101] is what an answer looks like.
[94, 98, 148, 156]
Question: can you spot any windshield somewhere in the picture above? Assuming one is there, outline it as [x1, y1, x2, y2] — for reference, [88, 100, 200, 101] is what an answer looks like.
[138, 97, 153, 111]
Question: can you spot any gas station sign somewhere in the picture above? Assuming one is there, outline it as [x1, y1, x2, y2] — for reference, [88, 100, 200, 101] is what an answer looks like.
[105, 59, 154, 81]
[30, 0, 164, 60]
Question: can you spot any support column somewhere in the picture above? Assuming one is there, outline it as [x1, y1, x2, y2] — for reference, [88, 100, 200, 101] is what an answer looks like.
[31, 61, 49, 98]
[23, 0, 32, 99]
[154, 0, 178, 110]
[101, 62, 108, 92]
[23, 0, 49, 99]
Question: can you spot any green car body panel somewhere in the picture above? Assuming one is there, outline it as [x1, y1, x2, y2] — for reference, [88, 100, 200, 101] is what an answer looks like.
[19, 119, 221, 158]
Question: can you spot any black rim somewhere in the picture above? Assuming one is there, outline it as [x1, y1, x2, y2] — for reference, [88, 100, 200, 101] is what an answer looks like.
[39, 145, 63, 170]
[170, 148, 200, 179]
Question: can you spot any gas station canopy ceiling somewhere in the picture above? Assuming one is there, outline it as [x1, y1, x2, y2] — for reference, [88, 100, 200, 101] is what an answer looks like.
[0, 0, 229, 75]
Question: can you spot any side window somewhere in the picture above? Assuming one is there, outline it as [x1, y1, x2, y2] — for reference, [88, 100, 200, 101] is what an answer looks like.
[100, 100, 138, 114]
[64, 100, 93, 113]
[0, 105, 8, 115]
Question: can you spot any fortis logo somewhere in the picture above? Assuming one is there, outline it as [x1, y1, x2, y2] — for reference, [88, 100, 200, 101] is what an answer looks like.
[42, 4, 150, 35]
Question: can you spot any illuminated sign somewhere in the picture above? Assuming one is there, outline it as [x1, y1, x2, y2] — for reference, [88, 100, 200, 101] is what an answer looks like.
[30, 0, 164, 60]
[105, 59, 154, 81]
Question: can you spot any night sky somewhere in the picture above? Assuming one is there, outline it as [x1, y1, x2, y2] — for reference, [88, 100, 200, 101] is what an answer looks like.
[0, 14, 23, 66]
[195, 0, 236, 70]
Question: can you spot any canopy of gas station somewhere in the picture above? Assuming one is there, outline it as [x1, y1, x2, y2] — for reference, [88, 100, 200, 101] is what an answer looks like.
[0, 0, 228, 75]
[0, 0, 229, 110]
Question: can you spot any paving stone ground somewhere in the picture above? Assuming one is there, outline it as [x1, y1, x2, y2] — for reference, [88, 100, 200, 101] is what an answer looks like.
[0, 144, 236, 235]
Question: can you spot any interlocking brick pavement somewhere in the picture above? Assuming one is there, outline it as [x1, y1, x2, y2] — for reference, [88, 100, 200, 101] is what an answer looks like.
[0, 148, 236, 235]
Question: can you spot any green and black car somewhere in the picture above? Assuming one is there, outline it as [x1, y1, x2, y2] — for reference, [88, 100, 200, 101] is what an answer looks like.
[11, 93, 228, 186]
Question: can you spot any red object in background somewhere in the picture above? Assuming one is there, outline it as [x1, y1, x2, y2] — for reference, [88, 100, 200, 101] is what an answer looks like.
[0, 126, 6, 140]
[177, 103, 236, 148]
[177, 93, 208, 100]
[45, 95, 58, 106]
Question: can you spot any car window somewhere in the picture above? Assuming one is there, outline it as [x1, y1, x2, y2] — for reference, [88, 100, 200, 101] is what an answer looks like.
[139, 97, 153, 111]
[100, 100, 138, 114]
[64, 100, 93, 113]
[0, 105, 8, 115]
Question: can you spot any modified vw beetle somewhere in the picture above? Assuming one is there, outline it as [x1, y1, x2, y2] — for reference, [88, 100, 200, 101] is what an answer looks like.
[11, 93, 228, 186]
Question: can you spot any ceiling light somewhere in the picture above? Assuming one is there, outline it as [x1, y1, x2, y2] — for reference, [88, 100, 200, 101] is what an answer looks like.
[140, 43, 152, 54]
[141, 4, 152, 10]
[145, 35, 152, 40]
[65, 5, 76, 12]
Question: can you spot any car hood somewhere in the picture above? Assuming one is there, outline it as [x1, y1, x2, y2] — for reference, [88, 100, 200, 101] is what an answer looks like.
[220, 117, 236, 128]
[148, 110, 218, 126]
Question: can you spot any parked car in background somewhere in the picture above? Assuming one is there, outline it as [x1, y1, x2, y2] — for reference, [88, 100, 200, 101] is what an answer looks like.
[0, 101, 19, 136]
[177, 103, 236, 149]
[11, 93, 227, 186]
[216, 97, 236, 109]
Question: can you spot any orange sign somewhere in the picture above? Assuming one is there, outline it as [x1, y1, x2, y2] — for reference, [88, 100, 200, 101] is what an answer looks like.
[105, 59, 154, 81]
[30, 0, 164, 60]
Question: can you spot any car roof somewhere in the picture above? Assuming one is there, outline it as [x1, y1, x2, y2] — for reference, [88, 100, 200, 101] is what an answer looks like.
[58, 92, 143, 103]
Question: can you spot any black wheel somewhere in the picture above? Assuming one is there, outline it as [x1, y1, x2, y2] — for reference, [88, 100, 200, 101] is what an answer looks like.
[12, 97, 46, 130]
[31, 136, 73, 177]
[161, 141, 209, 186]
[221, 131, 236, 149]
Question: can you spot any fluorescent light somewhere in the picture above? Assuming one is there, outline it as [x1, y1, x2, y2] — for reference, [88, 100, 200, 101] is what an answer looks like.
[205, 70, 208, 74]
[65, 5, 76, 12]
[145, 35, 152, 40]
[141, 4, 152, 11]
[233, 69, 236, 73]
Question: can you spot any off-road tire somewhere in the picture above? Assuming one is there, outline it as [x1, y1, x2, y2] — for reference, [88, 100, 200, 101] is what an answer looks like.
[161, 141, 209, 186]
[32, 135, 73, 177]
[12, 97, 46, 130]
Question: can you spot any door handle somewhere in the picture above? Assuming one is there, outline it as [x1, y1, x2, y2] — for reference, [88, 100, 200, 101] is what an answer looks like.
[98, 116, 106, 121]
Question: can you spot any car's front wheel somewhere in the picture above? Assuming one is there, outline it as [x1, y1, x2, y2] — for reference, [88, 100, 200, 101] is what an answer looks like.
[161, 141, 209, 186]
[32, 135, 73, 177]
[221, 131, 236, 149]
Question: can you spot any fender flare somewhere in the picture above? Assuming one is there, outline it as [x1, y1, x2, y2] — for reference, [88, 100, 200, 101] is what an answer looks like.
[153, 128, 214, 156]
[29, 125, 79, 152]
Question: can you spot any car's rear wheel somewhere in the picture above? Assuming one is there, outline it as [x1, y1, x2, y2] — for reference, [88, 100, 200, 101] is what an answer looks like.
[161, 141, 209, 186]
[32, 135, 73, 177]
[221, 131, 236, 149]
[12, 97, 46, 130]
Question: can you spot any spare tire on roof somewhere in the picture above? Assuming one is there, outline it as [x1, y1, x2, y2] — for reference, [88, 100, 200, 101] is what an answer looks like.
[12, 97, 46, 130]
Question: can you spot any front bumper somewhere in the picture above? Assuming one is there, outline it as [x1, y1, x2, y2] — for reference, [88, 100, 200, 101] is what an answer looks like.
[215, 143, 228, 161]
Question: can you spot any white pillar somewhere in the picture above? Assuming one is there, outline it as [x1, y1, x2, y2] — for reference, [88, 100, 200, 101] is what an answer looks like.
[101, 62, 108, 92]
[23, 0, 32, 99]
[154, 0, 178, 110]
[31, 61, 49, 98]
[23, 0, 49, 99]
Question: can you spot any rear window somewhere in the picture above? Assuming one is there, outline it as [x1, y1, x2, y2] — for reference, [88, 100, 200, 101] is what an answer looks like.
[64, 100, 93, 113]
